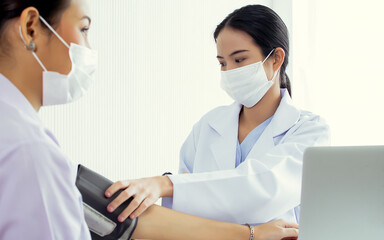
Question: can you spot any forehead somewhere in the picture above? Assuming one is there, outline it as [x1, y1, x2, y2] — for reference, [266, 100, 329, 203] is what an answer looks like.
[216, 27, 256, 53]
[65, 0, 91, 19]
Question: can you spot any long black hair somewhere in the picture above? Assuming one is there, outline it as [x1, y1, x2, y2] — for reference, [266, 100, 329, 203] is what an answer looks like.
[0, 0, 69, 53]
[214, 5, 292, 96]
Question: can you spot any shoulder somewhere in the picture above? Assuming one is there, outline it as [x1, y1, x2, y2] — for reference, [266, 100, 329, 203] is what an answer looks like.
[0, 101, 48, 152]
[297, 110, 329, 130]
[1, 139, 77, 185]
[0, 102, 71, 178]
[0, 140, 86, 239]
[2, 140, 71, 169]
[287, 109, 330, 144]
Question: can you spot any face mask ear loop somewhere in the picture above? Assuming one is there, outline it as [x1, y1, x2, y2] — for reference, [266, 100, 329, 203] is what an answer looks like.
[31, 52, 48, 72]
[262, 49, 275, 64]
[271, 66, 281, 81]
[19, 26, 28, 46]
[39, 16, 70, 49]
[19, 26, 47, 72]
[262, 48, 280, 81]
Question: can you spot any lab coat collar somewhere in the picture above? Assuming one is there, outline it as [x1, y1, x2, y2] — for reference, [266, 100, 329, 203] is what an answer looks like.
[244, 89, 300, 161]
[270, 89, 300, 137]
[207, 89, 300, 170]
[208, 102, 242, 136]
[207, 102, 241, 170]
[0, 73, 41, 123]
[208, 89, 299, 138]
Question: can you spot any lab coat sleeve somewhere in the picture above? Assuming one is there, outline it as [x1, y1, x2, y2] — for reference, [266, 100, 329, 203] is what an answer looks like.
[178, 124, 198, 174]
[0, 141, 91, 240]
[168, 117, 330, 224]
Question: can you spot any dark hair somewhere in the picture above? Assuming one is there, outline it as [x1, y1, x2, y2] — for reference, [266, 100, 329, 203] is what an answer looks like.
[0, 0, 70, 53]
[214, 5, 292, 96]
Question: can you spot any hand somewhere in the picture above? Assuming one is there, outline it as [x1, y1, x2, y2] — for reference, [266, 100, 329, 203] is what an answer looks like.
[105, 176, 173, 222]
[253, 219, 299, 240]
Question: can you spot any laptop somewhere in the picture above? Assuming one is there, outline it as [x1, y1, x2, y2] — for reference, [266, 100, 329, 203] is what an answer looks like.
[298, 146, 384, 240]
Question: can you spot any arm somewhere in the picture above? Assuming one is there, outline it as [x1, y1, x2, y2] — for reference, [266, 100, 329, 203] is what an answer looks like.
[106, 117, 329, 223]
[132, 205, 299, 240]
[77, 164, 298, 240]
[167, 117, 330, 223]
[0, 141, 90, 239]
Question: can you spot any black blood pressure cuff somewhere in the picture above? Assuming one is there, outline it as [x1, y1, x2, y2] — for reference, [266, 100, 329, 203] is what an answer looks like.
[76, 164, 138, 240]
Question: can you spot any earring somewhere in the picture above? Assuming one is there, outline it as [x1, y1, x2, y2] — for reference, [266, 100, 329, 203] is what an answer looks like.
[19, 26, 36, 51]
[26, 41, 36, 51]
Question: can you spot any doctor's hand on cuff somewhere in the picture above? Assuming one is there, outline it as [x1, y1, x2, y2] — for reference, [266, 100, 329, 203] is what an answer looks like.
[253, 219, 299, 240]
[105, 176, 173, 222]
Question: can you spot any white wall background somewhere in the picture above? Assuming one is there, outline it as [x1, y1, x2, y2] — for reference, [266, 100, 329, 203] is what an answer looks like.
[292, 0, 384, 146]
[39, 0, 384, 182]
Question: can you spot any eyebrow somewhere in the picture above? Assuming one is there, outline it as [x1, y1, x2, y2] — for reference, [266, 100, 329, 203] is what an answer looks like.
[82, 16, 92, 25]
[217, 50, 249, 59]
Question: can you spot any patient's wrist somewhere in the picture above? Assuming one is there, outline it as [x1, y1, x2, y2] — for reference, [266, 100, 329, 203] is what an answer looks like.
[244, 224, 254, 240]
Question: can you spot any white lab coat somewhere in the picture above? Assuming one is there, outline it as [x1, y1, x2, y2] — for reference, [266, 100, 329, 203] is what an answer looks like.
[164, 89, 330, 225]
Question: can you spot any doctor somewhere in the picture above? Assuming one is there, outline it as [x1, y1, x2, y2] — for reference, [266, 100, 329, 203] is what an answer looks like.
[0, 1, 299, 239]
[106, 4, 330, 226]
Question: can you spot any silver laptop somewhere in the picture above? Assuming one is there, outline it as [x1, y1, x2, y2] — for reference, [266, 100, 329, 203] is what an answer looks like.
[298, 146, 384, 240]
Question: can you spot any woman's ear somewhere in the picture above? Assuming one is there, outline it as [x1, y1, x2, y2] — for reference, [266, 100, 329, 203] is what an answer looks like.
[19, 7, 41, 50]
[272, 47, 285, 72]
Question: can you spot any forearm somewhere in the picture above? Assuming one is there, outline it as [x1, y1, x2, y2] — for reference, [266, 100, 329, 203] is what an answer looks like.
[132, 204, 249, 240]
[168, 158, 302, 223]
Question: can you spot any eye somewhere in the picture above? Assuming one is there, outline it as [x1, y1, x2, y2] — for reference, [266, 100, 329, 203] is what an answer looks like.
[219, 62, 226, 67]
[81, 27, 90, 35]
[235, 58, 245, 63]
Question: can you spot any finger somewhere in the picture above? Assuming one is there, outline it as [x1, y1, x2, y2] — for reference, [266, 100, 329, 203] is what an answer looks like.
[105, 180, 130, 198]
[117, 195, 146, 222]
[107, 188, 135, 213]
[281, 228, 299, 238]
[130, 198, 153, 219]
[183, 171, 189, 174]
[282, 221, 299, 229]
[276, 219, 299, 229]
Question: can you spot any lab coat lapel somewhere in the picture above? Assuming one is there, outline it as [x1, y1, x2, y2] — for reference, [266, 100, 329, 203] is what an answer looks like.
[246, 89, 301, 160]
[208, 103, 242, 170]
[246, 126, 275, 160]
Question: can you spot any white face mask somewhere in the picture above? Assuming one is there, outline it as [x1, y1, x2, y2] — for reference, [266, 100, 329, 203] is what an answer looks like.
[221, 49, 279, 108]
[19, 16, 98, 106]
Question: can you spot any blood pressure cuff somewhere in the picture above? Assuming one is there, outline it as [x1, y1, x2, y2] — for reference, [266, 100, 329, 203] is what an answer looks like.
[76, 164, 138, 240]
